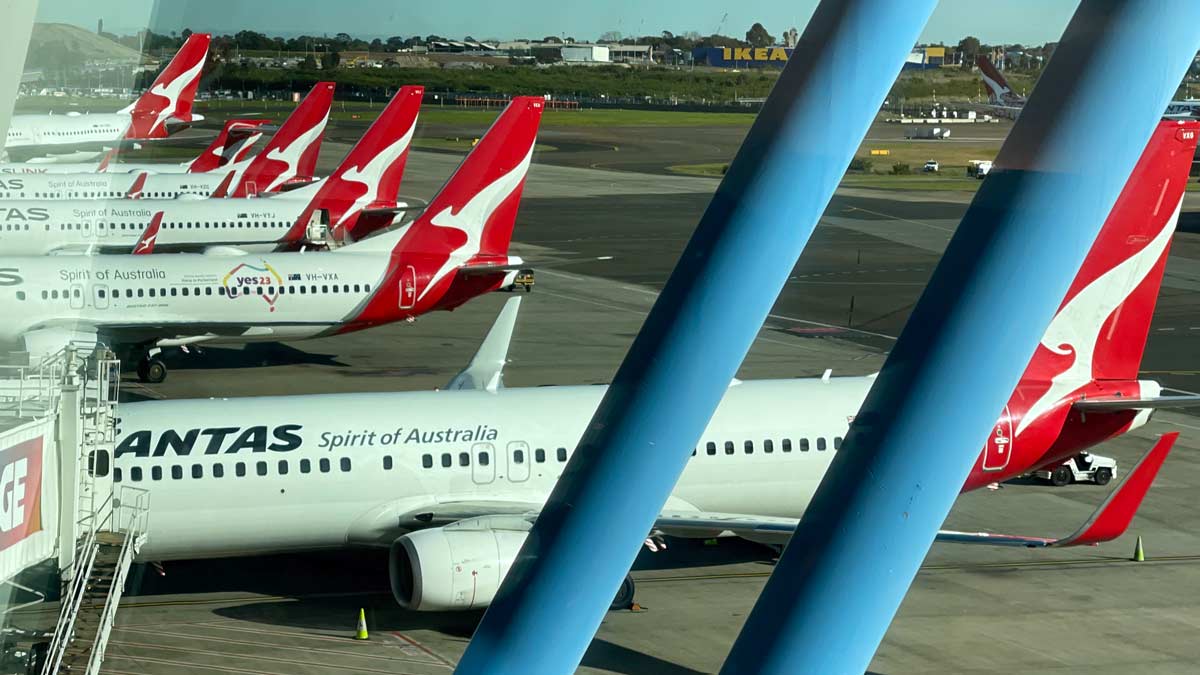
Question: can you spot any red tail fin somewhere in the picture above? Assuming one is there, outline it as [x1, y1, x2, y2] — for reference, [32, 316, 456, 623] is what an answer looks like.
[132, 212, 163, 255]
[288, 85, 423, 242]
[399, 96, 543, 260]
[968, 121, 1198, 488]
[1023, 120, 1198, 387]
[231, 82, 335, 197]
[976, 55, 1013, 102]
[187, 119, 272, 173]
[337, 97, 543, 327]
[122, 33, 210, 139]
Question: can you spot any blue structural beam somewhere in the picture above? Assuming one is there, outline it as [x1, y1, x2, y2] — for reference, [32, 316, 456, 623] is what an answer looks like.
[720, 2, 1200, 674]
[454, 2, 937, 674]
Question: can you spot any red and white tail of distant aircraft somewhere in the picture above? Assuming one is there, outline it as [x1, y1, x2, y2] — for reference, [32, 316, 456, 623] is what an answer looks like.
[0, 117, 270, 176]
[0, 82, 334, 203]
[5, 33, 211, 157]
[108, 113, 1199, 609]
[977, 55, 1027, 115]
[0, 95, 544, 381]
[0, 83, 393, 256]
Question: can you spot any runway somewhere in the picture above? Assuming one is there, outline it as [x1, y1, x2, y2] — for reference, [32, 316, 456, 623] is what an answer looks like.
[18, 113, 1200, 674]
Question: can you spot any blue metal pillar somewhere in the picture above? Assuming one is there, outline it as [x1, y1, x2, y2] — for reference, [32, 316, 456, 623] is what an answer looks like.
[454, 2, 936, 674]
[720, 3, 1200, 674]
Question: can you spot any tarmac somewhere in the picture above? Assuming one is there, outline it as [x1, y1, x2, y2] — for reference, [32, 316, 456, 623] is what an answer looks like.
[15, 115, 1200, 674]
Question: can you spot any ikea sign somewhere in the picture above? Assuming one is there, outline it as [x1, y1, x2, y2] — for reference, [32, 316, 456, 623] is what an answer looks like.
[698, 47, 794, 68]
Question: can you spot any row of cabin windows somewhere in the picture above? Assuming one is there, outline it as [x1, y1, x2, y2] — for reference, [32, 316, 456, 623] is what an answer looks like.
[693, 437, 843, 456]
[411, 438, 843, 471]
[2, 224, 30, 231]
[44, 129, 115, 137]
[114, 456, 353, 482]
[417, 446, 568, 470]
[161, 220, 290, 230]
[32, 283, 372, 302]
[53, 219, 284, 232]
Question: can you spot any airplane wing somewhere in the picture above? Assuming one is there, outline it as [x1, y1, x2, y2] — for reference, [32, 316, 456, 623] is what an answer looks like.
[935, 432, 1176, 547]
[1073, 395, 1200, 411]
[445, 297, 520, 392]
[373, 430, 1172, 548]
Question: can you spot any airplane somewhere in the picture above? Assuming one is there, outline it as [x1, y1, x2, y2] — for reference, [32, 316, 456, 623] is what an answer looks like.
[0, 95, 544, 382]
[0, 83, 423, 256]
[977, 55, 1026, 114]
[0, 117, 270, 175]
[0, 82, 335, 202]
[5, 33, 211, 157]
[102, 118, 1196, 612]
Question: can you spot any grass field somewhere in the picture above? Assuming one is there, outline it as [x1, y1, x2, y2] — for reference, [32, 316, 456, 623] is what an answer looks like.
[196, 100, 758, 128]
[411, 137, 557, 153]
[855, 141, 1000, 175]
[13, 96, 759, 128]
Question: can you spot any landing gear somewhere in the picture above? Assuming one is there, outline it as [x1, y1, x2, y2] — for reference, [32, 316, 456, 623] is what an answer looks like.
[610, 575, 636, 611]
[136, 356, 167, 384]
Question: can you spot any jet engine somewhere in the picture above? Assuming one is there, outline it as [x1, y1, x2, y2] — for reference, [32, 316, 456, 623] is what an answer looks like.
[389, 518, 528, 612]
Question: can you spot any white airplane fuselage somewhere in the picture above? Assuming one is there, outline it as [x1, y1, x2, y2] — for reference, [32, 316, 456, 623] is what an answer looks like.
[114, 380, 863, 560]
[0, 171, 237, 201]
[5, 112, 132, 150]
[0, 191, 319, 255]
[0, 246, 398, 347]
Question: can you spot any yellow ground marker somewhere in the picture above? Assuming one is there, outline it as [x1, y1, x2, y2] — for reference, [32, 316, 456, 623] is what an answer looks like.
[1133, 536, 1145, 562]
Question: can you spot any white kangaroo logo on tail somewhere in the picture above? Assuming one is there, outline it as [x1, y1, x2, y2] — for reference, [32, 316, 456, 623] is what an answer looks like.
[260, 118, 328, 193]
[1015, 198, 1181, 436]
[122, 57, 206, 136]
[416, 146, 535, 303]
[334, 122, 417, 226]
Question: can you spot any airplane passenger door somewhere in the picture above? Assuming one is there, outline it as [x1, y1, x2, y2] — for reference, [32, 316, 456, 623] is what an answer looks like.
[69, 284, 85, 310]
[93, 284, 109, 310]
[471, 442, 496, 484]
[507, 441, 530, 483]
[399, 265, 417, 310]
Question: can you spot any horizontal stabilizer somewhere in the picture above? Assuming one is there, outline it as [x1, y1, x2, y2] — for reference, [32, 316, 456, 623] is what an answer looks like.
[458, 255, 613, 276]
[1073, 395, 1200, 411]
[445, 297, 521, 392]
[937, 432, 1177, 548]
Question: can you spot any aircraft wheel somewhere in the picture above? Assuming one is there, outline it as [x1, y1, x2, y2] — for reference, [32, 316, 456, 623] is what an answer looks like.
[1050, 465, 1073, 487]
[1093, 468, 1113, 486]
[138, 358, 167, 384]
[610, 575, 636, 611]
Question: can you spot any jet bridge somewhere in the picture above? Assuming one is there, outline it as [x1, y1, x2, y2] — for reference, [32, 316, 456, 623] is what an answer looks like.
[0, 346, 146, 675]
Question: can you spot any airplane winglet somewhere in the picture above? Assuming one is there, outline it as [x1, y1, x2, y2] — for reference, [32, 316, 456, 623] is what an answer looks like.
[935, 432, 1178, 548]
[209, 170, 236, 199]
[1052, 431, 1178, 547]
[132, 212, 164, 255]
[445, 297, 521, 392]
[126, 171, 149, 199]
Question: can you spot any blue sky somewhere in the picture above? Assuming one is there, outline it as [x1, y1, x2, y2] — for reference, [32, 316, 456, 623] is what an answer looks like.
[37, 0, 1080, 46]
